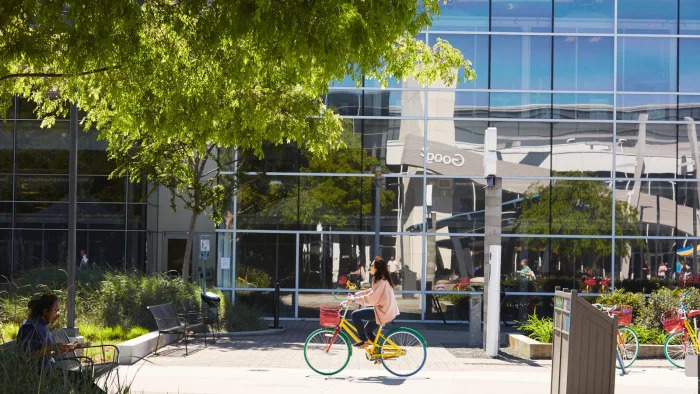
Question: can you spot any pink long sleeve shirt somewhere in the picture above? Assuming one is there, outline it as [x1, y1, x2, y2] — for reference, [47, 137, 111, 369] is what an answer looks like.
[354, 279, 400, 326]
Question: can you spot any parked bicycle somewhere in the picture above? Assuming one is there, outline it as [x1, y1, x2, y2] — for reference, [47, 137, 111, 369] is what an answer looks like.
[662, 290, 700, 368]
[331, 275, 370, 300]
[593, 304, 639, 369]
[303, 298, 427, 377]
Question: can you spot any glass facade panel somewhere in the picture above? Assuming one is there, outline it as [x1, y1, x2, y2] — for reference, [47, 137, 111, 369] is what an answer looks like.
[449, 92, 489, 118]
[615, 181, 674, 236]
[491, 0, 552, 32]
[489, 93, 551, 119]
[362, 90, 408, 117]
[502, 178, 550, 234]
[680, 39, 700, 93]
[617, 94, 678, 121]
[78, 176, 125, 203]
[15, 175, 69, 202]
[425, 235, 484, 291]
[78, 127, 114, 175]
[554, 0, 614, 33]
[236, 174, 300, 230]
[324, 90, 361, 116]
[77, 230, 126, 269]
[432, 0, 490, 32]
[553, 36, 614, 92]
[617, 37, 677, 92]
[77, 203, 126, 229]
[14, 202, 68, 229]
[237, 291, 295, 319]
[16, 120, 70, 174]
[491, 35, 552, 90]
[493, 122, 551, 177]
[681, 0, 700, 35]
[127, 204, 147, 230]
[428, 34, 489, 89]
[679, 96, 700, 120]
[552, 122, 613, 177]
[0, 230, 10, 278]
[362, 119, 422, 174]
[13, 230, 67, 275]
[616, 123, 677, 178]
[236, 233, 296, 288]
[553, 94, 614, 120]
[0, 202, 11, 228]
[618, 0, 677, 34]
[0, 122, 12, 173]
[424, 178, 486, 235]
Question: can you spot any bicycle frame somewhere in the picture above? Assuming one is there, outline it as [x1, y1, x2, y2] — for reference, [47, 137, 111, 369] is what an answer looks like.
[326, 302, 403, 360]
[679, 311, 700, 354]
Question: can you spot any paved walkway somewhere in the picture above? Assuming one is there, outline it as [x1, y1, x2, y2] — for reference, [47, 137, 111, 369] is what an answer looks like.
[109, 321, 698, 393]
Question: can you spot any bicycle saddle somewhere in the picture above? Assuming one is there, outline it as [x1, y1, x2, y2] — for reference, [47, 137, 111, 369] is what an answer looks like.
[689, 310, 700, 317]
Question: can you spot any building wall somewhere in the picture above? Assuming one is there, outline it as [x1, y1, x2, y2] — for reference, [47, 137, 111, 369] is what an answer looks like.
[216, 0, 700, 321]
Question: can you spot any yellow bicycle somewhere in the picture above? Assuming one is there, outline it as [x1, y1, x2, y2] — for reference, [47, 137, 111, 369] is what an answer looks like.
[662, 290, 700, 368]
[303, 299, 427, 376]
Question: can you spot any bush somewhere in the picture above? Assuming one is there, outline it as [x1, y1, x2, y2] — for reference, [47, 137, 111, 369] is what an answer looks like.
[628, 323, 667, 345]
[639, 288, 700, 331]
[517, 310, 554, 343]
[223, 301, 267, 332]
[594, 289, 646, 321]
[236, 265, 271, 289]
[98, 271, 200, 330]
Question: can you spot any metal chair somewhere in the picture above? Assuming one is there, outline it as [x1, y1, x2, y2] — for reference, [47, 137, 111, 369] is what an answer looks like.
[147, 303, 206, 355]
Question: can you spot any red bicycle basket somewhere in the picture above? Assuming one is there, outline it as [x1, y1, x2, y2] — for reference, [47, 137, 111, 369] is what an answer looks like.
[584, 278, 597, 286]
[610, 305, 633, 326]
[319, 304, 342, 327]
[661, 310, 684, 334]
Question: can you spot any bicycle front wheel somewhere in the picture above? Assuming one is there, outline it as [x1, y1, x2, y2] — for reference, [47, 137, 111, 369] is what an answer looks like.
[616, 326, 639, 369]
[303, 328, 351, 375]
[379, 328, 427, 377]
[664, 332, 693, 368]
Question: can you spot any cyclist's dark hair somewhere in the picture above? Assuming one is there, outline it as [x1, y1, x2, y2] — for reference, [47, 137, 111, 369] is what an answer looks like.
[371, 256, 393, 287]
[27, 293, 58, 319]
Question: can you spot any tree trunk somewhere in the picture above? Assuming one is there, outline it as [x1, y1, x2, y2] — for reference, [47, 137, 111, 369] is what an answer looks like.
[182, 211, 199, 282]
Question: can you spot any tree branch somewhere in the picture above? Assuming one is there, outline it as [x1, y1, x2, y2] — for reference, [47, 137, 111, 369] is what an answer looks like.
[0, 66, 120, 82]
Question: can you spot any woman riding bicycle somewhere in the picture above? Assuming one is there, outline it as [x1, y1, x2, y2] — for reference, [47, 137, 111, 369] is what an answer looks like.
[348, 256, 399, 349]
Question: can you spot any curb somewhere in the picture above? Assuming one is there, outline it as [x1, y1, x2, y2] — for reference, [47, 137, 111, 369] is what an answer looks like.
[195, 327, 286, 338]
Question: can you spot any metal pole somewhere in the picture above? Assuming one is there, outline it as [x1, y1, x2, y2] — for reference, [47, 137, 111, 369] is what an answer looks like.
[66, 103, 78, 334]
[374, 167, 381, 257]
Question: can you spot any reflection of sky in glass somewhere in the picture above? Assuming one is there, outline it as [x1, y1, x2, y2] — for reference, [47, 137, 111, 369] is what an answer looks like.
[454, 92, 489, 107]
[491, 36, 551, 90]
[617, 94, 677, 121]
[554, 37, 613, 91]
[492, 0, 552, 32]
[554, 0, 614, 33]
[432, 0, 489, 31]
[429, 35, 488, 89]
[680, 39, 700, 93]
[681, 0, 700, 35]
[490, 93, 550, 107]
[554, 94, 613, 106]
[618, 0, 677, 34]
[618, 38, 677, 92]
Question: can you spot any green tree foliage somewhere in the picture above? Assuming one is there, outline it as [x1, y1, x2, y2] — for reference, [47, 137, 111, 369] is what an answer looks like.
[514, 173, 642, 264]
[0, 1, 473, 280]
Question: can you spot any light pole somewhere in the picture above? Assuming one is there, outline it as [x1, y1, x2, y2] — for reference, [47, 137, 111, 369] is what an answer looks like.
[374, 165, 382, 258]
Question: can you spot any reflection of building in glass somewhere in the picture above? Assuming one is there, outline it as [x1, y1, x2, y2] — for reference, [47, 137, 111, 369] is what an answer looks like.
[216, 2, 700, 320]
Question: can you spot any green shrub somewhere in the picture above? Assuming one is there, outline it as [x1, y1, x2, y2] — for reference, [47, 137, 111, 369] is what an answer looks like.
[639, 288, 700, 331]
[223, 301, 267, 332]
[0, 322, 19, 342]
[517, 310, 554, 343]
[98, 271, 200, 330]
[628, 323, 667, 345]
[126, 326, 149, 340]
[594, 289, 646, 321]
[236, 265, 271, 289]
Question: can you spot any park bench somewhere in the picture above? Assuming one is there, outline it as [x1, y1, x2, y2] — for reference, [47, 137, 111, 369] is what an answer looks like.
[51, 329, 120, 381]
[181, 298, 221, 340]
[147, 303, 207, 355]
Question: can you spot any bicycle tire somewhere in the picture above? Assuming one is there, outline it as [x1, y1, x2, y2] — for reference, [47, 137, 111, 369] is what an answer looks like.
[664, 331, 693, 369]
[378, 327, 427, 377]
[616, 326, 639, 369]
[303, 328, 352, 375]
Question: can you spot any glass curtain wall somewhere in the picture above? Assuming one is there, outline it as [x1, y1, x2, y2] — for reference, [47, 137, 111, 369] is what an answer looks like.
[0, 98, 148, 280]
[216, 0, 700, 321]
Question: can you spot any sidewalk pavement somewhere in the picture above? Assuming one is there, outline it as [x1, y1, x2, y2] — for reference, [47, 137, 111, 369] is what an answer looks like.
[109, 321, 698, 393]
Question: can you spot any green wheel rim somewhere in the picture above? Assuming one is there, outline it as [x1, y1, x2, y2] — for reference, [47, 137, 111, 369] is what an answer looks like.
[615, 326, 639, 369]
[378, 327, 428, 377]
[664, 332, 691, 369]
[303, 328, 351, 375]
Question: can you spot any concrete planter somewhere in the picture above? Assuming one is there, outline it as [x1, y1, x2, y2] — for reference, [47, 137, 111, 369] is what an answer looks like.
[507, 334, 552, 360]
[507, 334, 667, 360]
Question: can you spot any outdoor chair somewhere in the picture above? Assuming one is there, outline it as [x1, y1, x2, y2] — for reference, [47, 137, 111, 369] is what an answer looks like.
[51, 329, 120, 381]
[147, 303, 207, 356]
[181, 298, 221, 340]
